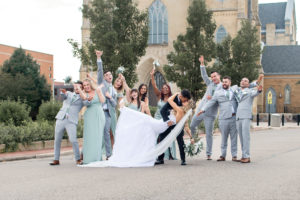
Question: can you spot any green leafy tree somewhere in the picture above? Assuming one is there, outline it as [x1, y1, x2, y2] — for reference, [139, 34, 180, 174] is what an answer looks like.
[212, 20, 261, 85]
[0, 48, 51, 118]
[69, 0, 149, 87]
[163, 0, 216, 100]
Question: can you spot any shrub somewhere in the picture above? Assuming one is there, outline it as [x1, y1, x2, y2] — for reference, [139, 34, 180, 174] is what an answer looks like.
[37, 100, 62, 122]
[0, 99, 31, 126]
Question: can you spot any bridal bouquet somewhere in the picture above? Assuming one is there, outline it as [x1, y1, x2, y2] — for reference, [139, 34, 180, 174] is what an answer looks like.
[184, 137, 203, 157]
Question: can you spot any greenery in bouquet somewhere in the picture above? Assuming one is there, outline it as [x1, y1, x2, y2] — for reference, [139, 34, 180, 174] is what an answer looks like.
[184, 135, 204, 157]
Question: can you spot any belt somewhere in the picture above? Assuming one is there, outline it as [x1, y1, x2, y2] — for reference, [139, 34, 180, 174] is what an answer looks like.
[103, 109, 109, 112]
[232, 113, 236, 116]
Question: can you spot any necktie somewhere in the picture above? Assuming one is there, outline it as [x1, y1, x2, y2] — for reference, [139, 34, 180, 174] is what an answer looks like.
[225, 90, 230, 100]
[211, 84, 216, 96]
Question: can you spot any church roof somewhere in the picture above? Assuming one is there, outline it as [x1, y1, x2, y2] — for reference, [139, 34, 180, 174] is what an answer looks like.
[262, 45, 300, 75]
[259, 2, 287, 31]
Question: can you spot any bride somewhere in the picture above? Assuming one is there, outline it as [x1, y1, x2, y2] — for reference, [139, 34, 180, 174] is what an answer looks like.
[81, 93, 193, 168]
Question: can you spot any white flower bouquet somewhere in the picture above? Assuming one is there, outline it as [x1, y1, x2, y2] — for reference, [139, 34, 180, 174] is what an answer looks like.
[184, 137, 204, 157]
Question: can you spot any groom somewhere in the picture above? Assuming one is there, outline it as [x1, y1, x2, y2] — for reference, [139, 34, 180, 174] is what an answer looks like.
[96, 50, 117, 159]
[155, 89, 191, 166]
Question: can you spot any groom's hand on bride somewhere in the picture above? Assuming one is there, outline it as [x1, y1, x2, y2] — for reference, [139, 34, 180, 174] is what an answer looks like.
[167, 121, 174, 127]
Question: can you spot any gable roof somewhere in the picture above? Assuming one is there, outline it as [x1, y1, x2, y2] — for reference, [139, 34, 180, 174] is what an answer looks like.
[262, 45, 300, 75]
[259, 2, 287, 31]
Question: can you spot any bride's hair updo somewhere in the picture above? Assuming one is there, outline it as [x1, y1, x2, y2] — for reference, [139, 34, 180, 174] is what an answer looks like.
[182, 99, 195, 114]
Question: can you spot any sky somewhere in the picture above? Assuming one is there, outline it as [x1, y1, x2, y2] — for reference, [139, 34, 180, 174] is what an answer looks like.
[0, 0, 298, 82]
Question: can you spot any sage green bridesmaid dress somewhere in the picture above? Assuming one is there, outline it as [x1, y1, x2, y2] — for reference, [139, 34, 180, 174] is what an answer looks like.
[155, 99, 177, 160]
[83, 93, 105, 164]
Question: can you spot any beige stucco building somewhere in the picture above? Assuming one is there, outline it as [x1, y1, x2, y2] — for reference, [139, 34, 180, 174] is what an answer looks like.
[80, 0, 261, 106]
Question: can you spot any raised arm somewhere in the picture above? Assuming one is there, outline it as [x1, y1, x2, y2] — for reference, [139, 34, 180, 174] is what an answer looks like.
[199, 56, 211, 86]
[167, 93, 182, 114]
[250, 85, 263, 98]
[87, 73, 97, 84]
[60, 89, 68, 100]
[150, 68, 161, 98]
[119, 74, 131, 103]
[96, 84, 106, 103]
[96, 50, 104, 85]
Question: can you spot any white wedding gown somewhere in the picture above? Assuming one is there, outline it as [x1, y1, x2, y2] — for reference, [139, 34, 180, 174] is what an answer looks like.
[80, 107, 192, 168]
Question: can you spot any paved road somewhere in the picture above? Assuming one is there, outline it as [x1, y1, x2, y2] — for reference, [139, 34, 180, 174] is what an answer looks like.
[1, 128, 300, 200]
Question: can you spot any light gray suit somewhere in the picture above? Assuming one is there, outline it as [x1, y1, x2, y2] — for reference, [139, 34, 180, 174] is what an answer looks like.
[190, 65, 222, 156]
[97, 59, 117, 157]
[202, 88, 238, 158]
[54, 91, 90, 161]
[235, 87, 261, 159]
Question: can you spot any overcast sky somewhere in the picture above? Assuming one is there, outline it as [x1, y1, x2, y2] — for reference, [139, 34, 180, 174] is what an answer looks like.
[0, 0, 298, 82]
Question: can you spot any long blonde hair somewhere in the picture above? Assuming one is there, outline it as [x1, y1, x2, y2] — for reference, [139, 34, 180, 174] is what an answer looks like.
[82, 79, 95, 91]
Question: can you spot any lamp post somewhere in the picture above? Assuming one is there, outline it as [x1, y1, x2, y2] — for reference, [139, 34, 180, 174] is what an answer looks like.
[52, 78, 56, 101]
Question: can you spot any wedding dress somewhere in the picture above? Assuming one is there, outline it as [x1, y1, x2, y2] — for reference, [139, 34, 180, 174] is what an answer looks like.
[80, 107, 192, 168]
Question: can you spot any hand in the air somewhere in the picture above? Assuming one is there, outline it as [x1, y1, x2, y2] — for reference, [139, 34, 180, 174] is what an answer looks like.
[150, 67, 155, 76]
[257, 85, 263, 92]
[95, 50, 103, 58]
[199, 55, 204, 66]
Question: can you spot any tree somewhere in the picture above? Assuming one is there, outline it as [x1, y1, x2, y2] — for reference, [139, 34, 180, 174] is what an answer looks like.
[163, 0, 216, 100]
[0, 48, 51, 118]
[212, 20, 261, 85]
[69, 0, 149, 87]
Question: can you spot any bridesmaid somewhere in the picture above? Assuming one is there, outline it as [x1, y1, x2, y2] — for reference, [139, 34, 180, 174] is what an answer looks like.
[138, 83, 149, 105]
[109, 74, 125, 146]
[78, 80, 106, 164]
[121, 75, 151, 115]
[150, 68, 177, 160]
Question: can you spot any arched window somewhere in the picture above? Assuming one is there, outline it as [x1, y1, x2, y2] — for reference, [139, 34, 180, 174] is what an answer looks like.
[284, 84, 291, 104]
[148, 0, 168, 44]
[216, 25, 227, 43]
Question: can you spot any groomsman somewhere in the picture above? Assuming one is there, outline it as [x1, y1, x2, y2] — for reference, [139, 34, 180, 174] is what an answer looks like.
[190, 56, 222, 160]
[96, 50, 117, 159]
[197, 76, 239, 162]
[50, 81, 91, 165]
[234, 77, 262, 163]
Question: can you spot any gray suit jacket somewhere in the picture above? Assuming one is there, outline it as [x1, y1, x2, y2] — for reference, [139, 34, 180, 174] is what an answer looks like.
[55, 91, 90, 124]
[235, 88, 261, 119]
[202, 88, 238, 120]
[197, 65, 222, 117]
[97, 59, 117, 116]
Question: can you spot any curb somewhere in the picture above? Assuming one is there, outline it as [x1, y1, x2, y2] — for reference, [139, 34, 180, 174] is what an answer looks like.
[0, 150, 73, 162]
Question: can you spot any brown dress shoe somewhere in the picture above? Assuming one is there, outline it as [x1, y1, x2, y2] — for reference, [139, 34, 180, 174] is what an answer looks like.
[217, 156, 225, 161]
[207, 155, 212, 160]
[232, 157, 240, 162]
[49, 160, 60, 166]
[76, 160, 83, 165]
[241, 158, 251, 163]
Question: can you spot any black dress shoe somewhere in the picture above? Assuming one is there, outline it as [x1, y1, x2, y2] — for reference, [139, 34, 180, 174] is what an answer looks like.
[155, 160, 164, 165]
[181, 161, 186, 165]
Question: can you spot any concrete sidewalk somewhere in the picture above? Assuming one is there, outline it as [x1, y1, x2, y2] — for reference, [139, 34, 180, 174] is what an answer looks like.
[0, 123, 299, 162]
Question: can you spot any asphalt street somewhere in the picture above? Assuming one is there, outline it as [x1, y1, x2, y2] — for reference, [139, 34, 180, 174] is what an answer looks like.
[1, 128, 300, 200]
